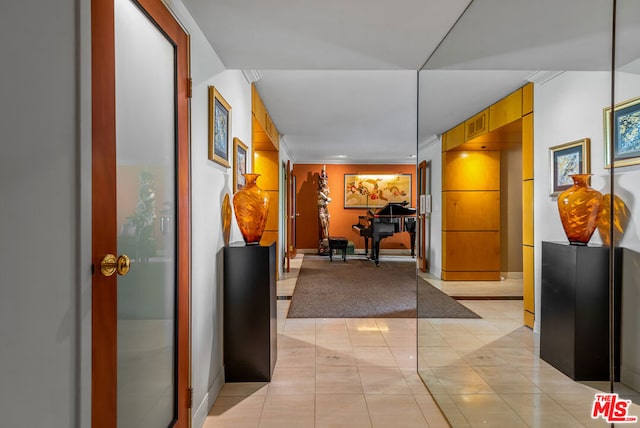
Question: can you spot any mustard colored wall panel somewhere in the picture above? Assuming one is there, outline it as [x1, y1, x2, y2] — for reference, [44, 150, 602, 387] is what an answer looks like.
[443, 122, 465, 151]
[442, 231, 500, 271]
[442, 151, 500, 191]
[522, 82, 533, 115]
[489, 89, 522, 131]
[523, 244, 535, 328]
[260, 231, 278, 247]
[524, 311, 535, 328]
[442, 271, 502, 281]
[522, 113, 534, 181]
[522, 180, 534, 246]
[264, 190, 279, 231]
[443, 191, 500, 231]
[253, 150, 279, 190]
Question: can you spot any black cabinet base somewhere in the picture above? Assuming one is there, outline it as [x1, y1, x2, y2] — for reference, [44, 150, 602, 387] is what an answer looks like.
[540, 241, 620, 381]
[223, 242, 277, 382]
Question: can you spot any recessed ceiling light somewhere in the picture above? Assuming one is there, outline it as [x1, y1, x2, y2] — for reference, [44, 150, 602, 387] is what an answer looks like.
[409, 154, 416, 158]
[336, 154, 347, 158]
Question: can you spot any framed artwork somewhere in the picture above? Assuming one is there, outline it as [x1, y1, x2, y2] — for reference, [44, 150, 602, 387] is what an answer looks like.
[344, 173, 412, 208]
[604, 96, 640, 168]
[208, 86, 231, 167]
[233, 137, 248, 193]
[549, 138, 590, 196]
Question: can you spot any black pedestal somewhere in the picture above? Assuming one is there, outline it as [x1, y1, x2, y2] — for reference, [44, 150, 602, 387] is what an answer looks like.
[223, 242, 277, 382]
[540, 241, 620, 381]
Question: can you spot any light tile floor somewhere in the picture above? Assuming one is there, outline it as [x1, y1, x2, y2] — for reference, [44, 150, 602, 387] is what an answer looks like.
[204, 255, 640, 427]
[204, 254, 449, 428]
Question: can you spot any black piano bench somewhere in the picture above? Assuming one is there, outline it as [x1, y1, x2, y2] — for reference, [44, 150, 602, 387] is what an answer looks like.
[328, 237, 349, 262]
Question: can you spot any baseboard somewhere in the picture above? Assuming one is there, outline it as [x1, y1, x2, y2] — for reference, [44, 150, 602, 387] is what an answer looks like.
[501, 272, 523, 279]
[297, 248, 318, 254]
[192, 366, 225, 428]
[621, 366, 640, 393]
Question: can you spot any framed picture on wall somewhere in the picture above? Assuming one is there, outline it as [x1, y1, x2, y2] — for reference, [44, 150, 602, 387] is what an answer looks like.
[549, 138, 590, 196]
[604, 95, 640, 168]
[208, 85, 231, 168]
[344, 173, 412, 208]
[233, 137, 248, 193]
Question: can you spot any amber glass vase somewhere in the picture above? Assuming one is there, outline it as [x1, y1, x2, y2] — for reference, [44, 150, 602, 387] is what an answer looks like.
[233, 173, 270, 245]
[557, 174, 603, 245]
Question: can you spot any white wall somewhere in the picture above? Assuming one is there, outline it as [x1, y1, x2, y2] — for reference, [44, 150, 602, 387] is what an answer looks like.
[0, 0, 92, 426]
[612, 71, 640, 251]
[418, 137, 443, 278]
[533, 69, 640, 360]
[168, 5, 242, 426]
[164, 2, 280, 426]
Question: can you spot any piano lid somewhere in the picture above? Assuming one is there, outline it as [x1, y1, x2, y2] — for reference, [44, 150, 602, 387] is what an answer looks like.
[373, 201, 416, 217]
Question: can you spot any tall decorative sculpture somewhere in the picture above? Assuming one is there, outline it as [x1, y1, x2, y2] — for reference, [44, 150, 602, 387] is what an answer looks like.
[318, 165, 331, 255]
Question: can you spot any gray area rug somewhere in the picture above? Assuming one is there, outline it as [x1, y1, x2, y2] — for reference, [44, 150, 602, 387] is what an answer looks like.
[417, 277, 480, 319]
[287, 256, 480, 319]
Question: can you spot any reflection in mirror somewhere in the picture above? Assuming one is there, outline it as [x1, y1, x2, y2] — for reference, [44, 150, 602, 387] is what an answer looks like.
[415, 0, 640, 425]
[613, 0, 640, 408]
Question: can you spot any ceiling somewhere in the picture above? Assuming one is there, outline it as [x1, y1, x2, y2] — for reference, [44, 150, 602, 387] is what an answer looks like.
[181, 0, 640, 164]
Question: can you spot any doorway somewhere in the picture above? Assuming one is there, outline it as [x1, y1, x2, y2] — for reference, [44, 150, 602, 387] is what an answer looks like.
[91, 0, 191, 426]
[417, 160, 431, 272]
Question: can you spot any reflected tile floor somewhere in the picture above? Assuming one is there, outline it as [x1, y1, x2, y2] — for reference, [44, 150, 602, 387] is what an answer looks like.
[205, 256, 640, 427]
[417, 274, 640, 428]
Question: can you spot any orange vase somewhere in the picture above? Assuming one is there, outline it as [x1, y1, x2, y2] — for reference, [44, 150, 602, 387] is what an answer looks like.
[233, 173, 270, 245]
[557, 174, 603, 245]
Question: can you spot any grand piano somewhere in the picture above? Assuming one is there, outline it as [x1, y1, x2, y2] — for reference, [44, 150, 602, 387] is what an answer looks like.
[352, 201, 417, 266]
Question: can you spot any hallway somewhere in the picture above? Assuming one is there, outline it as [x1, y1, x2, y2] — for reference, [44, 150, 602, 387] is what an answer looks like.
[204, 255, 639, 427]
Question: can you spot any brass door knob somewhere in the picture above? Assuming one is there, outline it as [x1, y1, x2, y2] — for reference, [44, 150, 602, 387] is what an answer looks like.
[100, 254, 131, 277]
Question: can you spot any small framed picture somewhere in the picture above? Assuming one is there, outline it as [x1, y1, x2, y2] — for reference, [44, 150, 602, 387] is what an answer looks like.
[208, 86, 231, 167]
[604, 96, 640, 168]
[233, 137, 248, 193]
[549, 138, 590, 196]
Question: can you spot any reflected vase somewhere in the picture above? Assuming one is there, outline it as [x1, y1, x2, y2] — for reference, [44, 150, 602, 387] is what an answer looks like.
[233, 173, 270, 245]
[557, 174, 603, 245]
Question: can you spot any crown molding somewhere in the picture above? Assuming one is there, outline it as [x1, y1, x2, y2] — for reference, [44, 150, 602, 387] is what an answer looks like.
[242, 69, 263, 84]
[524, 71, 564, 85]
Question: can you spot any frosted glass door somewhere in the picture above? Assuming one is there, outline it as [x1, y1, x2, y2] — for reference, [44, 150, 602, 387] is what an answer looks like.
[115, 0, 177, 425]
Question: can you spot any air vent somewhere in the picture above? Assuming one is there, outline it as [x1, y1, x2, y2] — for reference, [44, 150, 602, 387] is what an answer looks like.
[465, 110, 487, 140]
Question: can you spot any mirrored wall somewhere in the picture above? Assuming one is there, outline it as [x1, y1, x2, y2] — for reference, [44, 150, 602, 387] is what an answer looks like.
[416, 0, 640, 425]
[613, 0, 640, 410]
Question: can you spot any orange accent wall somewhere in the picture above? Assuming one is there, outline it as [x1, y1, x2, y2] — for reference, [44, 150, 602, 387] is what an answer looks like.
[293, 163, 416, 251]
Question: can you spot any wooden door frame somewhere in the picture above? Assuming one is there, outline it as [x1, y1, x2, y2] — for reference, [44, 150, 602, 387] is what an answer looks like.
[285, 160, 297, 272]
[418, 160, 430, 272]
[91, 0, 191, 426]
